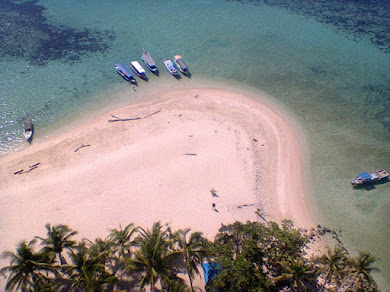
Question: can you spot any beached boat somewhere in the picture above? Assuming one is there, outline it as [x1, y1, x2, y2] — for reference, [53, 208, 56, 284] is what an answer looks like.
[163, 59, 179, 77]
[115, 63, 137, 84]
[173, 55, 189, 75]
[23, 118, 33, 142]
[130, 61, 147, 80]
[350, 169, 389, 186]
[140, 49, 158, 73]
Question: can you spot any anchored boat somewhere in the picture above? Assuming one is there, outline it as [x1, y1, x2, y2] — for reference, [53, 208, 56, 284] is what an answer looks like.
[141, 49, 158, 74]
[115, 63, 137, 84]
[23, 118, 33, 143]
[163, 59, 179, 77]
[350, 169, 389, 186]
[130, 61, 147, 80]
[173, 55, 189, 75]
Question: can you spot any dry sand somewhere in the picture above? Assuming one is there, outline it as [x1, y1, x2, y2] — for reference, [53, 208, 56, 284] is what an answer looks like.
[0, 86, 314, 282]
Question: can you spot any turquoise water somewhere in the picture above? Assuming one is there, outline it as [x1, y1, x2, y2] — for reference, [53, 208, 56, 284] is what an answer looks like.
[1, 0, 389, 288]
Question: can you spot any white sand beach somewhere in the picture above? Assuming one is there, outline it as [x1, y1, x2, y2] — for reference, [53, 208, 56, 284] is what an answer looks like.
[0, 87, 314, 286]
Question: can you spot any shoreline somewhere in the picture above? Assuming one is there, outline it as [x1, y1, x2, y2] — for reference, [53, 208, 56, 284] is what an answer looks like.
[0, 86, 315, 260]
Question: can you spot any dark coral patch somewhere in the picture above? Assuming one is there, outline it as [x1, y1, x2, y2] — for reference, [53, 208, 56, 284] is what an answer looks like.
[0, 0, 115, 65]
[226, 0, 390, 53]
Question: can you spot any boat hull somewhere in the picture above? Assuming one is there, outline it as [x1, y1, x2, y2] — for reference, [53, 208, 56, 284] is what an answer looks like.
[163, 59, 179, 77]
[115, 63, 137, 84]
[141, 50, 159, 74]
[23, 119, 34, 143]
[173, 55, 189, 75]
[350, 169, 389, 186]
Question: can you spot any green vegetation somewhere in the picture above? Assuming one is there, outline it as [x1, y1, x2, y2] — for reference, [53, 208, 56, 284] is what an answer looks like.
[0, 221, 379, 291]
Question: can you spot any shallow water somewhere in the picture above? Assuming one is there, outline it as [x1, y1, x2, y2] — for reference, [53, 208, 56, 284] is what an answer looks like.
[1, 0, 389, 288]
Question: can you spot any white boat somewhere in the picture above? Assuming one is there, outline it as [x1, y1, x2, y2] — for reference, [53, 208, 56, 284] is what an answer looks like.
[173, 55, 189, 75]
[141, 49, 158, 74]
[130, 61, 147, 80]
[23, 118, 33, 142]
[163, 59, 179, 77]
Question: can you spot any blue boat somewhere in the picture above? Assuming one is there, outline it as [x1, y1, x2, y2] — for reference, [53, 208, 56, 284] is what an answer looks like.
[350, 169, 389, 186]
[115, 63, 137, 84]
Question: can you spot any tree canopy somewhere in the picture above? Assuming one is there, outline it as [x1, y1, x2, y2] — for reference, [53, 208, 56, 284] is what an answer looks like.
[0, 220, 379, 292]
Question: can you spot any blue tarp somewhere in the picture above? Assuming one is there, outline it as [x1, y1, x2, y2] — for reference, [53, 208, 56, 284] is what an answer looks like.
[202, 262, 221, 284]
[357, 172, 372, 180]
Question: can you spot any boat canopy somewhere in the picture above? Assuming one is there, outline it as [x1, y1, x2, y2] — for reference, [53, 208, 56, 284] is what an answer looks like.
[357, 172, 372, 180]
[176, 58, 188, 70]
[115, 63, 134, 77]
[24, 119, 33, 130]
[142, 52, 156, 66]
[131, 61, 146, 73]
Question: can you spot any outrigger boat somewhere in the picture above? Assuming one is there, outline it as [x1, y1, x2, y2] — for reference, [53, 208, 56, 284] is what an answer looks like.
[163, 59, 179, 77]
[130, 61, 147, 80]
[23, 118, 33, 142]
[350, 169, 389, 186]
[115, 63, 137, 84]
[173, 55, 189, 75]
[141, 49, 158, 74]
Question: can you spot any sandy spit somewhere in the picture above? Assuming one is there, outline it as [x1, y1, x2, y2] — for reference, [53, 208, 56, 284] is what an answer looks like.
[0, 87, 315, 287]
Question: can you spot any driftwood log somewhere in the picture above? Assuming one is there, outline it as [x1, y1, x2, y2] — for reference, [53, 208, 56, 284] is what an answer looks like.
[143, 109, 161, 119]
[108, 114, 141, 123]
[108, 110, 161, 123]
[14, 162, 41, 175]
[74, 144, 91, 153]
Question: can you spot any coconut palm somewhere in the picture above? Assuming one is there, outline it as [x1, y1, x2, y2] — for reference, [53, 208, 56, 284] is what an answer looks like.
[63, 240, 116, 292]
[345, 252, 378, 291]
[274, 257, 314, 292]
[0, 240, 57, 291]
[35, 223, 78, 265]
[107, 223, 138, 258]
[172, 228, 206, 292]
[315, 245, 347, 291]
[127, 222, 178, 291]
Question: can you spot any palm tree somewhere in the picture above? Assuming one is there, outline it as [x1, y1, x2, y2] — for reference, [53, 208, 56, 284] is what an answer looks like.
[315, 245, 347, 291]
[172, 228, 206, 292]
[63, 240, 117, 292]
[0, 240, 57, 291]
[127, 222, 178, 291]
[274, 257, 314, 292]
[35, 223, 78, 265]
[107, 223, 138, 258]
[345, 252, 378, 291]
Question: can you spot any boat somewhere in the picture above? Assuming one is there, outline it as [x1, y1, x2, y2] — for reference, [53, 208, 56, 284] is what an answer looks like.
[115, 63, 137, 84]
[130, 61, 147, 80]
[23, 118, 33, 142]
[173, 55, 189, 75]
[163, 59, 179, 77]
[140, 49, 158, 73]
[350, 169, 389, 186]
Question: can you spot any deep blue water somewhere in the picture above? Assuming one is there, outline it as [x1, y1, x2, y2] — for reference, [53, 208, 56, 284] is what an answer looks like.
[0, 0, 389, 288]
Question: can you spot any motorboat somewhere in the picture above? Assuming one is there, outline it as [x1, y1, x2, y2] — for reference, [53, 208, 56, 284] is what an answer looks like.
[163, 59, 179, 77]
[130, 61, 147, 80]
[23, 118, 33, 142]
[173, 55, 189, 75]
[115, 63, 137, 84]
[350, 169, 389, 186]
[141, 49, 158, 74]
